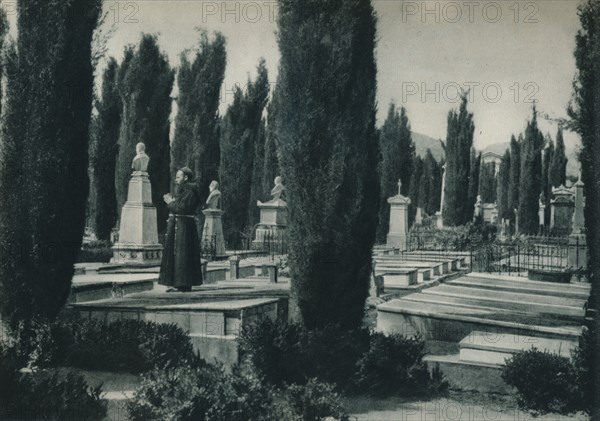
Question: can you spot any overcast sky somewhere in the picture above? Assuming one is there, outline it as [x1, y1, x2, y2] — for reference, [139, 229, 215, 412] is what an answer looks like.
[98, 0, 582, 151]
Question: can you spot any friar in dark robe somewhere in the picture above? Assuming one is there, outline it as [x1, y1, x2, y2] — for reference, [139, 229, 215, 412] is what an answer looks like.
[159, 167, 203, 292]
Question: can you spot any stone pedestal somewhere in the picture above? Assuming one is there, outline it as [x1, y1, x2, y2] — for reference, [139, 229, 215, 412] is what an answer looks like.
[253, 198, 288, 249]
[435, 212, 444, 229]
[202, 209, 226, 257]
[568, 179, 587, 272]
[111, 171, 162, 266]
[550, 185, 575, 236]
[387, 192, 411, 251]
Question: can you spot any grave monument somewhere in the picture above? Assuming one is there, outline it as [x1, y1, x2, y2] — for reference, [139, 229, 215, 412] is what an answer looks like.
[253, 176, 288, 248]
[202, 181, 226, 256]
[111, 143, 163, 265]
[386, 179, 411, 251]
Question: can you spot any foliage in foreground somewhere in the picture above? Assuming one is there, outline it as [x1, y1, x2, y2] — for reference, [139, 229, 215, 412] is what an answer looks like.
[126, 366, 349, 421]
[502, 324, 593, 416]
[16, 316, 201, 373]
[238, 318, 448, 398]
[0, 341, 107, 421]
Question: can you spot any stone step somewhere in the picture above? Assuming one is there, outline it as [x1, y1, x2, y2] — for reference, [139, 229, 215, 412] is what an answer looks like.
[458, 331, 577, 366]
[379, 269, 418, 287]
[402, 290, 584, 321]
[426, 284, 586, 309]
[71, 297, 282, 337]
[449, 277, 591, 300]
[377, 299, 582, 343]
[466, 272, 591, 291]
[423, 354, 509, 394]
[374, 259, 445, 276]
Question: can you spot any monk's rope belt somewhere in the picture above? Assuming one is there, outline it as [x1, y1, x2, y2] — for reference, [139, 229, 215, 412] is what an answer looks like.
[169, 214, 196, 218]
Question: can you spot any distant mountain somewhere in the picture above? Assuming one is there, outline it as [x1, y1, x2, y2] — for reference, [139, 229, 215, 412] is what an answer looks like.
[482, 142, 580, 177]
[412, 132, 444, 161]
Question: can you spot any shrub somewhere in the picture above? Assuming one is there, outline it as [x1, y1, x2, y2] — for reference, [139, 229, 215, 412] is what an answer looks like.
[239, 319, 446, 398]
[238, 319, 371, 391]
[238, 318, 306, 386]
[502, 348, 580, 415]
[0, 341, 107, 421]
[277, 378, 350, 421]
[127, 365, 277, 421]
[572, 324, 594, 414]
[77, 240, 113, 263]
[353, 332, 448, 397]
[31, 316, 201, 373]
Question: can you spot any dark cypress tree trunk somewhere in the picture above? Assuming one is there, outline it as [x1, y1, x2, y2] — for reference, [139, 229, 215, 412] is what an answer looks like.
[443, 95, 474, 226]
[92, 58, 121, 241]
[518, 107, 544, 235]
[567, 1, 600, 410]
[220, 60, 269, 249]
[275, 0, 379, 330]
[497, 150, 511, 221]
[549, 127, 568, 188]
[508, 135, 521, 228]
[0, 0, 101, 327]
[376, 104, 414, 243]
[116, 35, 174, 234]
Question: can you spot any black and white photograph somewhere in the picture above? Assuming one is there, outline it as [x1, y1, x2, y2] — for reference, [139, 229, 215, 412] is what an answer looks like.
[0, 0, 598, 420]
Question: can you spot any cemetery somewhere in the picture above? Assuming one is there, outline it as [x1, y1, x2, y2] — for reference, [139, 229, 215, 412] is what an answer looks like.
[0, 1, 598, 421]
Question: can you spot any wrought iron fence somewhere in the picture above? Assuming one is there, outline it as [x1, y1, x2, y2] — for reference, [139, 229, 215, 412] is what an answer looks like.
[470, 238, 586, 279]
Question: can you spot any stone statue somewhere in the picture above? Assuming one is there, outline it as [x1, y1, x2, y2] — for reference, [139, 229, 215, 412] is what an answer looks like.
[205, 180, 221, 209]
[132, 142, 150, 172]
[476, 195, 482, 206]
[271, 176, 285, 200]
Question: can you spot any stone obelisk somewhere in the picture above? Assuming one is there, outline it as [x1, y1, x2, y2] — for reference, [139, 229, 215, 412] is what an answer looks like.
[387, 180, 411, 251]
[111, 143, 163, 266]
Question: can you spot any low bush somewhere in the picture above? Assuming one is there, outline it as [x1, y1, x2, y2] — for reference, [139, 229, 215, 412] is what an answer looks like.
[0, 341, 107, 421]
[238, 319, 371, 391]
[127, 365, 277, 421]
[278, 378, 349, 421]
[127, 365, 349, 421]
[77, 240, 113, 263]
[502, 348, 581, 415]
[31, 316, 201, 373]
[354, 332, 448, 397]
[239, 319, 446, 398]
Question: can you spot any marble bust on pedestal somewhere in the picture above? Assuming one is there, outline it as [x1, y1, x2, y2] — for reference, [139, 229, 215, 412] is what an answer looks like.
[132, 142, 150, 173]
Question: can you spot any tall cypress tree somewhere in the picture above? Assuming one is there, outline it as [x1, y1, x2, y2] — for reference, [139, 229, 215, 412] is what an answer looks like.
[567, 2, 600, 404]
[0, 0, 101, 327]
[408, 156, 423, 226]
[518, 107, 545, 235]
[479, 162, 497, 204]
[220, 59, 269, 249]
[549, 126, 568, 188]
[568, 0, 600, 300]
[467, 148, 481, 221]
[275, 0, 379, 329]
[542, 134, 555, 228]
[91, 58, 121, 241]
[171, 31, 227, 203]
[497, 150, 511, 221]
[508, 135, 521, 226]
[376, 103, 414, 242]
[443, 94, 474, 226]
[426, 151, 442, 216]
[115, 34, 174, 234]
[262, 96, 281, 199]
